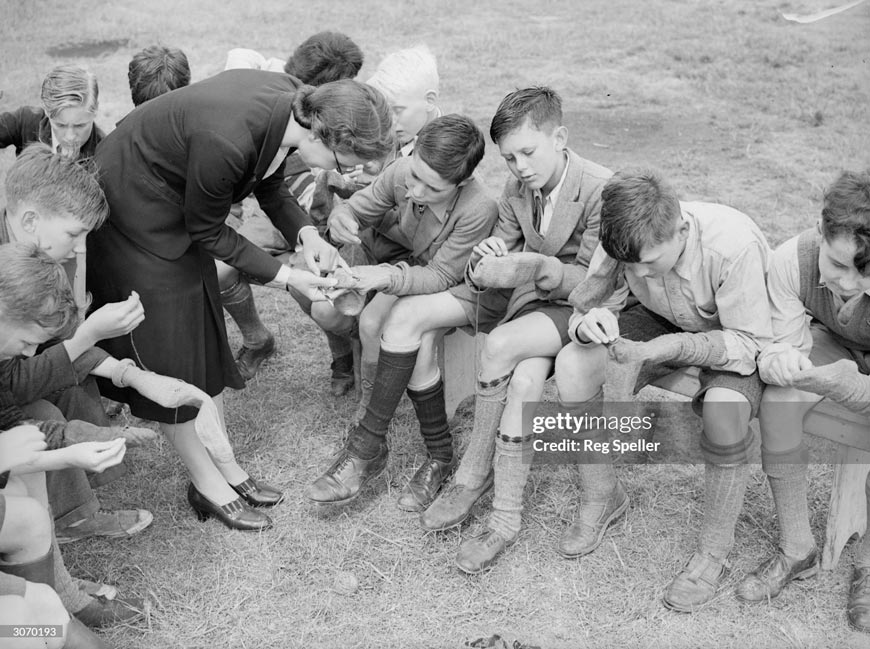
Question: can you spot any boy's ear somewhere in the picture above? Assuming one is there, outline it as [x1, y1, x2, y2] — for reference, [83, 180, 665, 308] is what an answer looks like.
[676, 217, 691, 240]
[553, 125, 568, 151]
[20, 210, 39, 234]
[424, 89, 438, 109]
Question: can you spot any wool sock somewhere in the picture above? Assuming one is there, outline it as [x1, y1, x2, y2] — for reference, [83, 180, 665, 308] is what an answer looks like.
[763, 444, 816, 559]
[854, 472, 870, 568]
[52, 535, 92, 613]
[470, 252, 548, 289]
[698, 461, 749, 561]
[348, 342, 420, 459]
[356, 357, 380, 421]
[454, 373, 512, 487]
[611, 331, 728, 368]
[567, 254, 623, 313]
[488, 434, 533, 540]
[793, 359, 870, 416]
[407, 378, 453, 463]
[220, 279, 272, 348]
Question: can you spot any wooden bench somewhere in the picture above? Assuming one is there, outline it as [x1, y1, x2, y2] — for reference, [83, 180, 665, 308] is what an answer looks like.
[651, 366, 870, 570]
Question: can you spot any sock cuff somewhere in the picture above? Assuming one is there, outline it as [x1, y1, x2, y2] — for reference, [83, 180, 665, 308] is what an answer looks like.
[700, 429, 754, 465]
[761, 443, 809, 474]
[220, 278, 252, 303]
[407, 371, 442, 393]
[380, 336, 422, 354]
[477, 372, 513, 394]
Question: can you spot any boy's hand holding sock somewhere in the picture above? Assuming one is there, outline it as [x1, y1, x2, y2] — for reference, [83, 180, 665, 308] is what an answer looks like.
[793, 359, 870, 415]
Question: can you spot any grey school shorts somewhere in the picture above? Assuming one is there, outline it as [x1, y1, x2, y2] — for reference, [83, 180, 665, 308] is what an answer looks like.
[619, 303, 764, 418]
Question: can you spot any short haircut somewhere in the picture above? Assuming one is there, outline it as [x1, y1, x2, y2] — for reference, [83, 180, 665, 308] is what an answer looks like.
[0, 242, 78, 341]
[292, 80, 394, 161]
[414, 114, 485, 185]
[284, 31, 363, 86]
[821, 169, 870, 275]
[489, 86, 563, 145]
[598, 169, 682, 263]
[128, 45, 191, 106]
[5, 143, 109, 230]
[41, 64, 99, 118]
[366, 45, 439, 101]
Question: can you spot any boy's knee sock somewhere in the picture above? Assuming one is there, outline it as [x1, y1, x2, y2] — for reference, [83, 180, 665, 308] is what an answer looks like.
[612, 331, 728, 368]
[454, 373, 512, 488]
[325, 329, 353, 363]
[793, 359, 870, 417]
[349, 341, 420, 458]
[762, 444, 815, 558]
[51, 535, 92, 613]
[854, 472, 870, 568]
[489, 434, 533, 540]
[407, 377, 453, 463]
[221, 279, 272, 347]
[563, 394, 618, 503]
[698, 432, 752, 561]
[356, 358, 379, 418]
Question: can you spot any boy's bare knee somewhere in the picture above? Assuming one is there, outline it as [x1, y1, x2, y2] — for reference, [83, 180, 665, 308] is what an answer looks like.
[311, 302, 343, 330]
[555, 344, 606, 400]
[702, 388, 752, 444]
[0, 496, 52, 556]
[506, 367, 545, 400]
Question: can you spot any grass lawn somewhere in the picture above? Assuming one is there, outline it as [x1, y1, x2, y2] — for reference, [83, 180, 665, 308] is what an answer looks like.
[2, 0, 870, 647]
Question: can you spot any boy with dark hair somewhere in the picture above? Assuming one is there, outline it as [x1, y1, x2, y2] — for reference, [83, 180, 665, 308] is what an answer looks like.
[555, 169, 772, 611]
[306, 113, 497, 506]
[742, 169, 870, 632]
[307, 88, 610, 528]
[128, 45, 191, 107]
[284, 31, 364, 86]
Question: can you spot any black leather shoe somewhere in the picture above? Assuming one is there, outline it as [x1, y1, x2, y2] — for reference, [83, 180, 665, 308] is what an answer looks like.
[236, 335, 276, 381]
[848, 566, 870, 633]
[420, 472, 494, 531]
[231, 477, 284, 507]
[187, 483, 273, 531]
[397, 456, 457, 512]
[306, 444, 388, 504]
[735, 547, 819, 602]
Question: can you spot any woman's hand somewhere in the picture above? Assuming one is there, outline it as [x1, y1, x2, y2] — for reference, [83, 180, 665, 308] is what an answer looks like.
[286, 268, 338, 302]
[299, 229, 342, 273]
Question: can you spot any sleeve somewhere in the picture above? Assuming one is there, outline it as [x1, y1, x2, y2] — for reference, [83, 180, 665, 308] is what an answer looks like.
[757, 239, 812, 381]
[710, 241, 773, 375]
[0, 345, 109, 404]
[183, 131, 284, 282]
[0, 106, 29, 152]
[343, 161, 403, 230]
[488, 186, 526, 253]
[567, 243, 628, 316]
[386, 197, 499, 295]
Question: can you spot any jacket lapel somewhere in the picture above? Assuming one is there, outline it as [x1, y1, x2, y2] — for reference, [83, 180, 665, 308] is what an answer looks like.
[509, 192, 544, 251]
[539, 150, 585, 256]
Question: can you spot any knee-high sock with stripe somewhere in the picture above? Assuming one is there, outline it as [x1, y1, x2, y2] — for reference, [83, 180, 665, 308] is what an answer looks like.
[407, 376, 453, 463]
[698, 432, 752, 561]
[454, 373, 512, 488]
[488, 433, 533, 540]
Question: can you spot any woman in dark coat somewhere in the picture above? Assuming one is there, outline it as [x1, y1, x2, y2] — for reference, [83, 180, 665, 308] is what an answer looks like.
[89, 69, 393, 530]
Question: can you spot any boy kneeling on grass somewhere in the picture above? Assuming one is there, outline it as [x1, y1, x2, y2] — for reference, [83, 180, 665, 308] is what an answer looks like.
[555, 169, 772, 611]
[748, 169, 870, 632]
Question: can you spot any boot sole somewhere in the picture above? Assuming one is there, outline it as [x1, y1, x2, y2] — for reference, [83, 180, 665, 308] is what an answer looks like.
[557, 495, 629, 559]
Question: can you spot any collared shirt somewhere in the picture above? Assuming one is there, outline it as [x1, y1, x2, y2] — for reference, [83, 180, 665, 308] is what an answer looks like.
[573, 202, 772, 375]
[532, 152, 570, 236]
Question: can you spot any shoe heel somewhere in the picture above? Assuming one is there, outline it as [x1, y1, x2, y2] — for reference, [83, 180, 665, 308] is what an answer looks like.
[192, 506, 210, 522]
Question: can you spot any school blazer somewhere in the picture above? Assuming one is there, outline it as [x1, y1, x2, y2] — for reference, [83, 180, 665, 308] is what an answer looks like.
[490, 149, 612, 322]
[0, 105, 103, 157]
[94, 69, 311, 282]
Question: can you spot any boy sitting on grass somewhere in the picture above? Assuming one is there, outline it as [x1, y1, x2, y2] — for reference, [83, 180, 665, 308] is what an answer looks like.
[306, 114, 497, 507]
[744, 169, 870, 633]
[555, 169, 772, 611]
